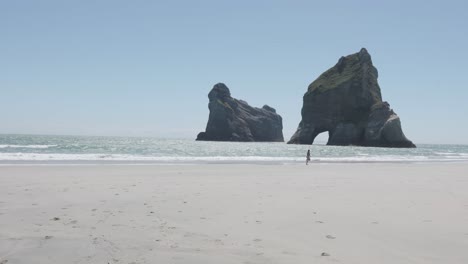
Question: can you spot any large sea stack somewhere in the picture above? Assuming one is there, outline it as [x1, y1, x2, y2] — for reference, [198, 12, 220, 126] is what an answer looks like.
[288, 48, 415, 148]
[197, 83, 284, 142]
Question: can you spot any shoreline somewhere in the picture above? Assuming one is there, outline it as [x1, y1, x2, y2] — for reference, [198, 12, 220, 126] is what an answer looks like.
[1, 159, 468, 166]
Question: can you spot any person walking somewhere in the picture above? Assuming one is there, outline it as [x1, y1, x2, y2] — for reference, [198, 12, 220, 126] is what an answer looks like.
[306, 149, 311, 165]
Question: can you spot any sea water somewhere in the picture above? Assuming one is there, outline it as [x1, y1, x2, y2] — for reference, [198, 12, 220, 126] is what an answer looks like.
[0, 134, 467, 164]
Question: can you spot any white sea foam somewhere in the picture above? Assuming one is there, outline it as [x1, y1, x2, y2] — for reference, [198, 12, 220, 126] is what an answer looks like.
[0, 144, 57, 149]
[0, 153, 298, 162]
[435, 152, 468, 157]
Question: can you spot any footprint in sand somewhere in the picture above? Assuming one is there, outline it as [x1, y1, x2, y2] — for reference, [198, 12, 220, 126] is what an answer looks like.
[326, 235, 336, 239]
[321, 252, 330, 256]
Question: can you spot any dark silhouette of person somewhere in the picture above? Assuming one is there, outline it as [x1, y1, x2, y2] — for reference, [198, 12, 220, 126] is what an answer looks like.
[306, 149, 311, 165]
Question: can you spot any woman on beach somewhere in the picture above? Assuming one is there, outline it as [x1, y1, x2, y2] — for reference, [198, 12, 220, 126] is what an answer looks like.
[306, 149, 311, 165]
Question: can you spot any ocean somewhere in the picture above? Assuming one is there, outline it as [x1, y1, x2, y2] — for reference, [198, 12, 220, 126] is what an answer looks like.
[0, 134, 467, 164]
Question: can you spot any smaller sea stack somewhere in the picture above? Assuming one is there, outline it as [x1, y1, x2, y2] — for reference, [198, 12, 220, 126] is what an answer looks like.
[197, 83, 284, 142]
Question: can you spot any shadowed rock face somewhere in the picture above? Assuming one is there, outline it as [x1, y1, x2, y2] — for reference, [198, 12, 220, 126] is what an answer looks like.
[288, 48, 415, 148]
[197, 83, 284, 142]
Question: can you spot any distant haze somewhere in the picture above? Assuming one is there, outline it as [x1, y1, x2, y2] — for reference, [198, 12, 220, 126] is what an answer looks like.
[1, 1, 468, 144]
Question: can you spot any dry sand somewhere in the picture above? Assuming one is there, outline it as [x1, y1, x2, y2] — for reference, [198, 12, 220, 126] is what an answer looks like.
[1, 163, 468, 264]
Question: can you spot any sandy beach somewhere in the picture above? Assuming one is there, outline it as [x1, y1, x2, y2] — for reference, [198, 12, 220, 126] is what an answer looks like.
[1, 163, 467, 264]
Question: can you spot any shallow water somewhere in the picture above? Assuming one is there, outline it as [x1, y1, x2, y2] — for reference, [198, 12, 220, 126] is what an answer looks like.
[0, 134, 467, 164]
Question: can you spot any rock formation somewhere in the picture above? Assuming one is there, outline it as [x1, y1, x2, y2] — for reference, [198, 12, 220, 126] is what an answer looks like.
[197, 83, 284, 142]
[288, 48, 415, 148]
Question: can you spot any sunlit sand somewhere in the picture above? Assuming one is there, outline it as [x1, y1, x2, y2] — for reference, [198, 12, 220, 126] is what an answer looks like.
[1, 163, 467, 263]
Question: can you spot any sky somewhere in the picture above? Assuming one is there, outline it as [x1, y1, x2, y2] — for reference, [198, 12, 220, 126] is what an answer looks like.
[1, 0, 468, 144]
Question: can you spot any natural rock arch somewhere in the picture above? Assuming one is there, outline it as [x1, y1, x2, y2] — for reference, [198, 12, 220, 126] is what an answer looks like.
[288, 48, 415, 148]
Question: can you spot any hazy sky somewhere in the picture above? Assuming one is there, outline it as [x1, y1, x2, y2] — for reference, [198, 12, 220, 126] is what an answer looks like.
[1, 0, 467, 144]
